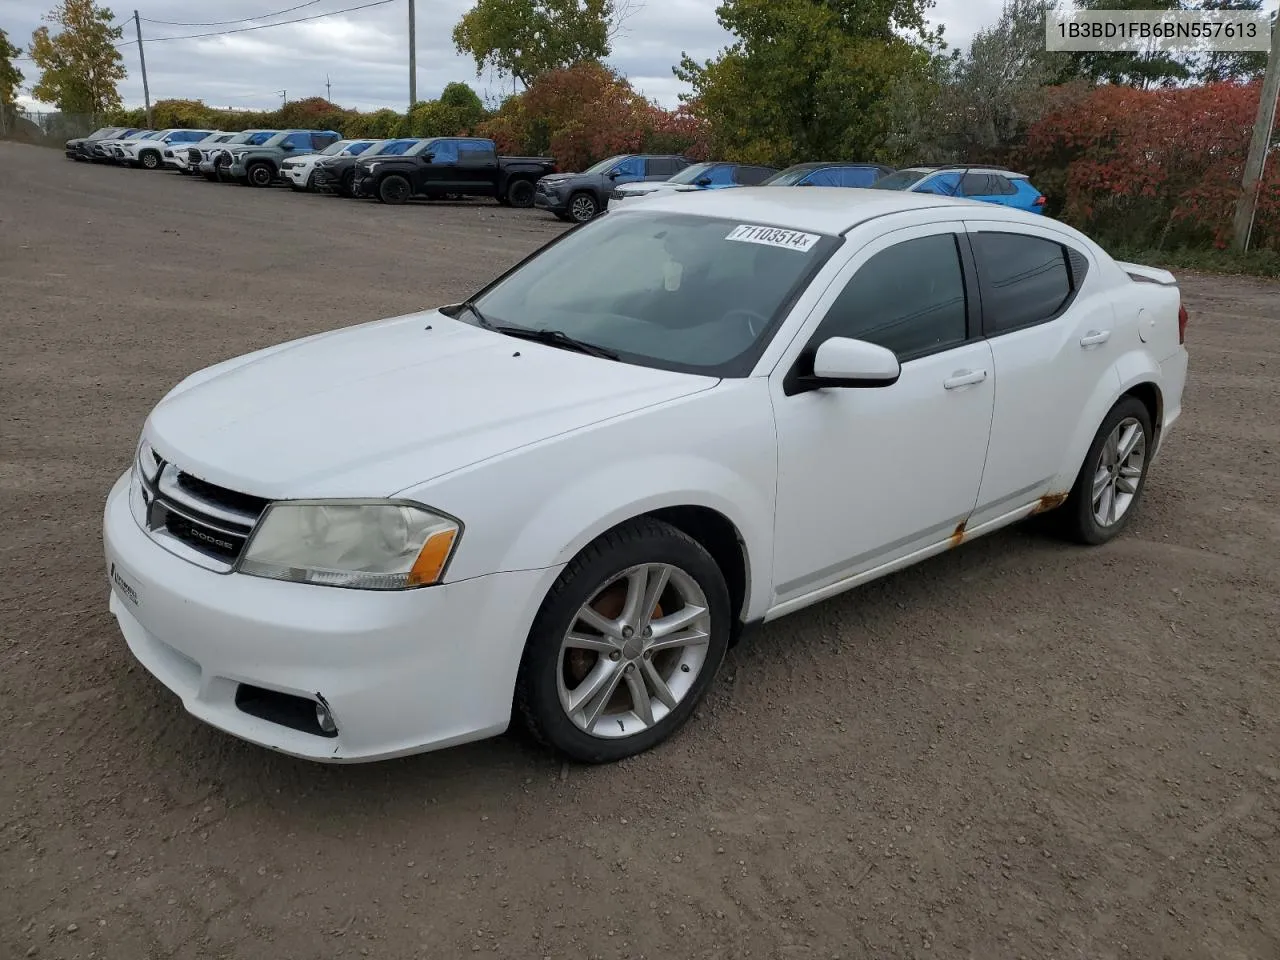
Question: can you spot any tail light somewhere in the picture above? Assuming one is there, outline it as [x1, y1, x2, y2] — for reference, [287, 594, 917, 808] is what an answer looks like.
[1178, 302, 1188, 344]
[1034, 195, 1047, 207]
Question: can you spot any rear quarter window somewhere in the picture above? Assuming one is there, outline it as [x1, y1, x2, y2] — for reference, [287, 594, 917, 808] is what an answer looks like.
[972, 232, 1079, 335]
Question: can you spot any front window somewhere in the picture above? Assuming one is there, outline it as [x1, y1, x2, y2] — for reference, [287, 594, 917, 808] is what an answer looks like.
[868, 169, 930, 191]
[666, 163, 717, 185]
[458, 212, 841, 377]
[584, 154, 628, 175]
[763, 165, 821, 186]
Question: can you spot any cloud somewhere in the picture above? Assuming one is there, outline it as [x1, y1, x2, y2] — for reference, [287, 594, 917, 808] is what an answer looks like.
[6, 0, 1200, 113]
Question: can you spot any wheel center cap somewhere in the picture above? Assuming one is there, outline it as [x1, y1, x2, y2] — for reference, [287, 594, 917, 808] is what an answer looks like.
[622, 637, 644, 661]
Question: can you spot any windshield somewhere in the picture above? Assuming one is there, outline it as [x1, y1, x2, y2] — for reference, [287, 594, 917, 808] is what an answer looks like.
[198, 132, 224, 143]
[667, 162, 717, 185]
[584, 154, 628, 175]
[464, 211, 840, 376]
[869, 169, 929, 190]
[405, 139, 438, 156]
[263, 132, 289, 147]
[319, 140, 351, 156]
[764, 165, 821, 186]
[87, 127, 116, 139]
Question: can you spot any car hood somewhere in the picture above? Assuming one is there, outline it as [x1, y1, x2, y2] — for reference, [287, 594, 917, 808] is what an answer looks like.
[144, 310, 718, 499]
[539, 172, 599, 187]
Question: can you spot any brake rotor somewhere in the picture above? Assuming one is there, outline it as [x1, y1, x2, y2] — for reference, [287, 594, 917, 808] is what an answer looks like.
[564, 581, 664, 687]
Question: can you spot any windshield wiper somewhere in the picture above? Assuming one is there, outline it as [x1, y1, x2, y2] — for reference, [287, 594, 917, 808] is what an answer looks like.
[490, 325, 619, 361]
[456, 301, 618, 360]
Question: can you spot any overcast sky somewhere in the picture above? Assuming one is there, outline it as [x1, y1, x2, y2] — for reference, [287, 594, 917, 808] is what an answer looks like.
[3, 0, 1276, 113]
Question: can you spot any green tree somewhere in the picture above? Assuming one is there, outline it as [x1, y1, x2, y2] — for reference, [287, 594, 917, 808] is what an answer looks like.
[408, 81, 489, 137]
[1065, 0, 1192, 88]
[674, 0, 945, 166]
[29, 0, 126, 120]
[452, 0, 614, 87]
[1, 27, 24, 106]
[1194, 0, 1271, 82]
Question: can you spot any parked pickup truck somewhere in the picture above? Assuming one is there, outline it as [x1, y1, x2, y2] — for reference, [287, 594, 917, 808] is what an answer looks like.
[349, 137, 557, 206]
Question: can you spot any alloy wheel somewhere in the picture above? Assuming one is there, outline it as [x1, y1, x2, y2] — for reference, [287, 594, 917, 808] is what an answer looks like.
[557, 563, 711, 740]
[570, 195, 596, 222]
[1092, 416, 1146, 527]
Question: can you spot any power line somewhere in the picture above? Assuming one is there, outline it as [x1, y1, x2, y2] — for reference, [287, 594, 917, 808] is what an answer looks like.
[142, 0, 398, 43]
[140, 1, 322, 27]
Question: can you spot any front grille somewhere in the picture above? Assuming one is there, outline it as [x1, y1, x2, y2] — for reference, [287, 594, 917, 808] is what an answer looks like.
[216, 152, 231, 167]
[138, 452, 269, 566]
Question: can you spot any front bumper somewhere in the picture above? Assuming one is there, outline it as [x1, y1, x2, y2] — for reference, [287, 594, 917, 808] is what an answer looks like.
[227, 161, 249, 180]
[103, 471, 558, 762]
[351, 173, 376, 198]
[281, 164, 311, 187]
[533, 189, 568, 214]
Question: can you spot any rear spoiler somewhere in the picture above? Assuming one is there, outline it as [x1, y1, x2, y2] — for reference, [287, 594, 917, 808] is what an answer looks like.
[1116, 260, 1177, 286]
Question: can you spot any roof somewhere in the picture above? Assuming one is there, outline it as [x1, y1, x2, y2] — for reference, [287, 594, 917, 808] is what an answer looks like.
[904, 165, 1029, 178]
[610, 186, 1007, 235]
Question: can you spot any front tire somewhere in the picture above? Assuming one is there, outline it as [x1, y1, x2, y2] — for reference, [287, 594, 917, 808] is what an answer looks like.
[378, 174, 411, 204]
[515, 517, 731, 764]
[246, 162, 274, 187]
[1054, 396, 1153, 545]
[568, 191, 598, 223]
[139, 150, 161, 170]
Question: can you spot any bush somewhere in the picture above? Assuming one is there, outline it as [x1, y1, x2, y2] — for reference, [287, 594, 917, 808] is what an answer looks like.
[1020, 81, 1280, 251]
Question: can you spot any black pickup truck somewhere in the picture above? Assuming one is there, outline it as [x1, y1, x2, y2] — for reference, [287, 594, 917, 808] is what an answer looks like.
[350, 137, 557, 206]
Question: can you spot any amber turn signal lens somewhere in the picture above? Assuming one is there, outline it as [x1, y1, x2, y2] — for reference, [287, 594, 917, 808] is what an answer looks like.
[407, 528, 458, 586]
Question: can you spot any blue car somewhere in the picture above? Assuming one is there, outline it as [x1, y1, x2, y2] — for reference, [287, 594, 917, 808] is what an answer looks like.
[870, 164, 1048, 213]
[763, 161, 896, 188]
[609, 161, 779, 206]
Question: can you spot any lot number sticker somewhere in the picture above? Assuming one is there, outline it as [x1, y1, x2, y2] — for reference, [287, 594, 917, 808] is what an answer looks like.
[725, 224, 820, 252]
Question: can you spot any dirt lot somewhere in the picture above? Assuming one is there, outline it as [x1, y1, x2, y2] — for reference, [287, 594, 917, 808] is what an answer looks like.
[2, 140, 1279, 960]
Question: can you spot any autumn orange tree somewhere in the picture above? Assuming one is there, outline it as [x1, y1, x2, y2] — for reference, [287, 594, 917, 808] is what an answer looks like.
[479, 61, 708, 170]
[1020, 81, 1280, 250]
[29, 0, 125, 121]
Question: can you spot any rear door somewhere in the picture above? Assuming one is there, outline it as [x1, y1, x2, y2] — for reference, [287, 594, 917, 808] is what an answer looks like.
[642, 157, 681, 182]
[963, 220, 1122, 525]
[457, 138, 499, 194]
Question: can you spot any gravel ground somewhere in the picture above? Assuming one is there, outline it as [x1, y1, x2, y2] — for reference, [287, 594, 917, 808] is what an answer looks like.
[2, 141, 1279, 960]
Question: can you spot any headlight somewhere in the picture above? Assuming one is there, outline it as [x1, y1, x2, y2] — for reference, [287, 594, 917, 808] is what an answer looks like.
[237, 500, 461, 590]
[231, 151, 247, 161]
[363, 162, 380, 173]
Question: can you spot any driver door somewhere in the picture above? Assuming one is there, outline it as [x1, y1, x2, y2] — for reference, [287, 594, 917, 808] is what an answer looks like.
[769, 223, 995, 608]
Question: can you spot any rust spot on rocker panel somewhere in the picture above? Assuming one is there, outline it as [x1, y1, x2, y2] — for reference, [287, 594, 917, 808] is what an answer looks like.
[949, 521, 967, 548]
[1034, 493, 1070, 514]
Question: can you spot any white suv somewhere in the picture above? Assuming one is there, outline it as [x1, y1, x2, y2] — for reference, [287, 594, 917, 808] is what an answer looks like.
[281, 138, 379, 191]
[103, 189, 1188, 765]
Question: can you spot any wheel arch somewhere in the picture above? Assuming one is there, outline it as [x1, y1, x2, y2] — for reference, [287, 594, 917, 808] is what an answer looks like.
[1050, 353, 1164, 496]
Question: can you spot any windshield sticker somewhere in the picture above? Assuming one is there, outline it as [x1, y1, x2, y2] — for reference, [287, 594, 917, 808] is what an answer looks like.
[725, 224, 820, 252]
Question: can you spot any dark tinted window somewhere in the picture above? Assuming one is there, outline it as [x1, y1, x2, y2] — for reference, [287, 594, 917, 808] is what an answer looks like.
[283, 132, 312, 150]
[992, 175, 1018, 196]
[973, 232, 1072, 334]
[310, 132, 339, 150]
[645, 157, 682, 177]
[816, 233, 968, 360]
[458, 139, 495, 164]
[733, 165, 776, 185]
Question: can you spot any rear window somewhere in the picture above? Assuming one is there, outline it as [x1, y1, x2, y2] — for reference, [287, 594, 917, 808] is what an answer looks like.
[972, 232, 1073, 334]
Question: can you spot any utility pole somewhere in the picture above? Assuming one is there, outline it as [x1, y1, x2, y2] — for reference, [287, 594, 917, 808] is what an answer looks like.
[326, 75, 332, 102]
[279, 89, 287, 108]
[1233, 14, 1280, 253]
[408, 0, 417, 109]
[134, 10, 152, 128]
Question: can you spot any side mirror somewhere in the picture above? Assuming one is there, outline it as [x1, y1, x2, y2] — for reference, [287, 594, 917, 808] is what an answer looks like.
[607, 170, 620, 179]
[281, 142, 295, 151]
[696, 176, 712, 186]
[788, 337, 900, 394]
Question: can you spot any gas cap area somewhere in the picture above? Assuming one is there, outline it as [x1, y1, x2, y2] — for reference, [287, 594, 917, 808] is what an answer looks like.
[1137, 308, 1153, 343]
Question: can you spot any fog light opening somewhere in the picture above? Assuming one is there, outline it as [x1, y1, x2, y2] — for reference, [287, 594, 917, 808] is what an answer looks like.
[315, 699, 338, 735]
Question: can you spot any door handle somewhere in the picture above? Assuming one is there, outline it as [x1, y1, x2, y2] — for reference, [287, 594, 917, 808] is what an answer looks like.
[1080, 330, 1112, 347]
[943, 369, 988, 390]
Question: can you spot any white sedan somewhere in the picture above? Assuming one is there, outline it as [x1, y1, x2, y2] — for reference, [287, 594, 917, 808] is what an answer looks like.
[103, 188, 1189, 764]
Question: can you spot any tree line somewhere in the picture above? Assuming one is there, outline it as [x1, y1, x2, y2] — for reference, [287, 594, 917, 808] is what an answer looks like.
[2, 0, 1277, 255]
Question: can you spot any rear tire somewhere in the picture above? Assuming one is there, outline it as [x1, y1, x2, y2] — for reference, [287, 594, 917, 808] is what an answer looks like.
[1052, 396, 1153, 546]
[515, 517, 731, 764]
[378, 174, 411, 204]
